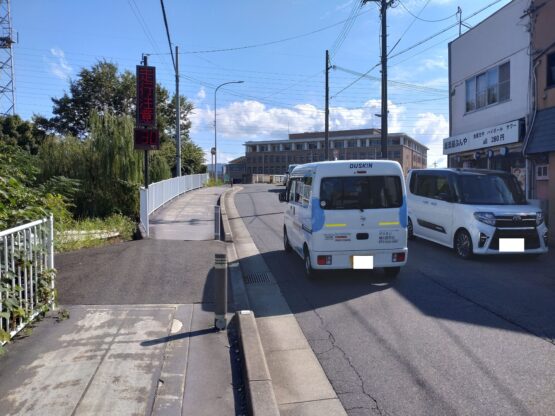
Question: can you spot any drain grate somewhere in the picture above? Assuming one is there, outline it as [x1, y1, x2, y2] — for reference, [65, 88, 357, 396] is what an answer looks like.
[244, 271, 273, 285]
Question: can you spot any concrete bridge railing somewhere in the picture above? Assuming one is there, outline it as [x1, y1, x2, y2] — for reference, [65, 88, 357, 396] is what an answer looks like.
[139, 173, 209, 237]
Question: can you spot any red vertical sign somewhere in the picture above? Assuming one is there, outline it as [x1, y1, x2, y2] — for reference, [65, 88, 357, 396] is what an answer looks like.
[136, 65, 156, 127]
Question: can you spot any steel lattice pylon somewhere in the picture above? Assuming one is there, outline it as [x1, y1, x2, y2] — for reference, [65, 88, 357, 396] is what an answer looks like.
[0, 0, 15, 116]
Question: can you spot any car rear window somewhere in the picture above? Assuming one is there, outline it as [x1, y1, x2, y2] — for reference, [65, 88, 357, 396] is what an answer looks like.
[320, 176, 402, 210]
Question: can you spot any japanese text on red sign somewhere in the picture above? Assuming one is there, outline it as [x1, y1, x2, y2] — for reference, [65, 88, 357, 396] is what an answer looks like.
[136, 66, 156, 127]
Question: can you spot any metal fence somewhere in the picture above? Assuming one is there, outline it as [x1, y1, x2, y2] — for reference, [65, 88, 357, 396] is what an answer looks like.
[139, 173, 209, 236]
[252, 174, 285, 184]
[0, 216, 55, 344]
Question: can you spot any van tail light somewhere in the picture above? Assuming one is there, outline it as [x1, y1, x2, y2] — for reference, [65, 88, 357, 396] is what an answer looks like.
[392, 252, 405, 262]
[317, 255, 332, 265]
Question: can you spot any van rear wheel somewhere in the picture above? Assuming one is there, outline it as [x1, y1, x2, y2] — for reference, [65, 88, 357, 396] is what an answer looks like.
[303, 247, 316, 278]
[284, 227, 292, 253]
[408, 218, 415, 240]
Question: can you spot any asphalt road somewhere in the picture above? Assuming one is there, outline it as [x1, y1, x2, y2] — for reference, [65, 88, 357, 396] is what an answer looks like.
[234, 184, 555, 416]
[56, 239, 226, 305]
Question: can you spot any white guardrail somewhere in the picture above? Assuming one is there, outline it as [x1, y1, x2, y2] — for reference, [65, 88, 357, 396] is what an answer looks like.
[0, 216, 55, 344]
[139, 173, 209, 237]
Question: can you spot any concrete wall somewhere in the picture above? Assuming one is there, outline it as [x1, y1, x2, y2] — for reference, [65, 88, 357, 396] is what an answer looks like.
[450, 0, 531, 136]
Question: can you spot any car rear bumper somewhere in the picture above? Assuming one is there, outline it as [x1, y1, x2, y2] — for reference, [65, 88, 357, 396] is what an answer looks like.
[310, 248, 408, 269]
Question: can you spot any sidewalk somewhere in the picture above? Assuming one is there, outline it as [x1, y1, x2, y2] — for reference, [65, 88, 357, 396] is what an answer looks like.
[0, 186, 243, 415]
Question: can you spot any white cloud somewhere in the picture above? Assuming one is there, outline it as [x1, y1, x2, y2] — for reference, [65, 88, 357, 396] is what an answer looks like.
[196, 87, 206, 102]
[421, 56, 448, 71]
[190, 99, 405, 140]
[410, 112, 449, 167]
[48, 48, 72, 80]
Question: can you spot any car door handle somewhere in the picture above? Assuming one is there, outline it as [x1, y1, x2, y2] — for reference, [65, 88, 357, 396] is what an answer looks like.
[423, 200, 429, 204]
[430, 202, 437, 206]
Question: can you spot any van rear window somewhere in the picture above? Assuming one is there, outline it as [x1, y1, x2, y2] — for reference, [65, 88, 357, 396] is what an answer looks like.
[320, 176, 402, 210]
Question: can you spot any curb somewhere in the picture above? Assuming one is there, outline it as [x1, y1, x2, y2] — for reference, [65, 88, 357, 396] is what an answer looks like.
[221, 186, 236, 242]
[223, 187, 279, 416]
[236, 310, 280, 416]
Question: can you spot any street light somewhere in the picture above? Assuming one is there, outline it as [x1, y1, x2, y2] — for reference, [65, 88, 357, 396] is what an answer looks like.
[214, 80, 244, 182]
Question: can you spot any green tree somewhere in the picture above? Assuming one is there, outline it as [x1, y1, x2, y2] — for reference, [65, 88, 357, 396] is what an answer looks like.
[0, 115, 47, 154]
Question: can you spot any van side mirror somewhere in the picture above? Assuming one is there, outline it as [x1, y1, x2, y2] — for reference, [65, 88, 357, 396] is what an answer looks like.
[279, 191, 287, 202]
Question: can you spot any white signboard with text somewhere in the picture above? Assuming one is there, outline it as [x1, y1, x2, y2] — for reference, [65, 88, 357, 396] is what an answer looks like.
[443, 120, 520, 155]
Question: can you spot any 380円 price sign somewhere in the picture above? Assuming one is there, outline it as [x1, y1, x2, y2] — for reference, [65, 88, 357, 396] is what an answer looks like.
[136, 65, 156, 127]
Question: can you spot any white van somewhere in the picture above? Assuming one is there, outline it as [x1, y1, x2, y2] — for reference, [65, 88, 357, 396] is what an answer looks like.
[406, 168, 549, 258]
[279, 160, 408, 277]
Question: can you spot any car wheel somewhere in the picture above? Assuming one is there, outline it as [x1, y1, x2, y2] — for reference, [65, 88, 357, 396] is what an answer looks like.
[455, 229, 473, 259]
[408, 217, 415, 240]
[284, 227, 292, 253]
[384, 267, 401, 278]
[304, 247, 316, 278]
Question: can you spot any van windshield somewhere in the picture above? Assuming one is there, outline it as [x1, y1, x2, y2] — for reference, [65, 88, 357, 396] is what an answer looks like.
[320, 176, 402, 210]
[458, 173, 526, 205]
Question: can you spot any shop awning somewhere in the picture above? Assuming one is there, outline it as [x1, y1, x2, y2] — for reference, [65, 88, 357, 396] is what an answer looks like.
[526, 107, 555, 154]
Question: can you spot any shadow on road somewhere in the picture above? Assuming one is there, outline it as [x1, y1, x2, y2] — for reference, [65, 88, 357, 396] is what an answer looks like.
[140, 328, 217, 346]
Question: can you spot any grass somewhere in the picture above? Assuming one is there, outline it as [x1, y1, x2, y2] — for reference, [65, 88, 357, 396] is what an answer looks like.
[56, 213, 136, 252]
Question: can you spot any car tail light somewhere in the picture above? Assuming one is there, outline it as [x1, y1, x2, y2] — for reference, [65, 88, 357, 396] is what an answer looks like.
[392, 252, 405, 262]
[317, 255, 332, 265]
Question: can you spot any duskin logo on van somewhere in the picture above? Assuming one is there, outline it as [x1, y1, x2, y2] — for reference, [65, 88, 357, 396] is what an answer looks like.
[349, 162, 373, 169]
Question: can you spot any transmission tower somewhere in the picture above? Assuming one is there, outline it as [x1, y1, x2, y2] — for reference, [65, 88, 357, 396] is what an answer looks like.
[0, 0, 15, 116]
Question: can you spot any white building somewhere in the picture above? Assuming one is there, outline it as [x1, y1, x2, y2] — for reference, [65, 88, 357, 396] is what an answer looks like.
[445, 0, 531, 192]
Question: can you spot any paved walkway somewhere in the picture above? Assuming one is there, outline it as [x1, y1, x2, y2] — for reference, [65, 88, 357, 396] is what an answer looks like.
[0, 186, 240, 416]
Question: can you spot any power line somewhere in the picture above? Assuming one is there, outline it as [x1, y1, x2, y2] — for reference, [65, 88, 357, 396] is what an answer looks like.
[397, 0, 458, 23]
[388, 0, 431, 56]
[149, 8, 372, 56]
[330, 0, 363, 59]
[159, 0, 176, 71]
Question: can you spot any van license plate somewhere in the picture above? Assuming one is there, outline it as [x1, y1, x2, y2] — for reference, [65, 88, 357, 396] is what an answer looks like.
[353, 256, 373, 269]
[499, 238, 525, 252]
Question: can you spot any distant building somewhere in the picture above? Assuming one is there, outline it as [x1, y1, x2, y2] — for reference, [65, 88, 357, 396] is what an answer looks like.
[244, 128, 427, 181]
[225, 156, 247, 183]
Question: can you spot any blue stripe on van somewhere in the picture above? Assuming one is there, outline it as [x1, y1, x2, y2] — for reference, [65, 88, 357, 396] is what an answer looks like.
[399, 195, 407, 228]
[311, 196, 325, 233]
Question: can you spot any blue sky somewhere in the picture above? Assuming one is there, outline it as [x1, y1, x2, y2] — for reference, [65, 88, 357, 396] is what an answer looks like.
[12, 0, 511, 167]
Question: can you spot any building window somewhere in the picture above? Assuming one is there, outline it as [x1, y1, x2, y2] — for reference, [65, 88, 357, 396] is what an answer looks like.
[537, 165, 548, 180]
[466, 62, 510, 112]
[295, 143, 303, 151]
[334, 141, 344, 149]
[547, 53, 555, 88]
[283, 144, 291, 151]
[347, 140, 356, 148]
[308, 142, 317, 150]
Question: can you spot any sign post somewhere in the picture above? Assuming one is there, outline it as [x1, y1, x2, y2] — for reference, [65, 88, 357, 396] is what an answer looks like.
[135, 55, 159, 188]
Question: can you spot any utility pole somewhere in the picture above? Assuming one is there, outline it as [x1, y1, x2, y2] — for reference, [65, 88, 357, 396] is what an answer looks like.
[363, 0, 394, 159]
[324, 50, 330, 161]
[175, 45, 181, 176]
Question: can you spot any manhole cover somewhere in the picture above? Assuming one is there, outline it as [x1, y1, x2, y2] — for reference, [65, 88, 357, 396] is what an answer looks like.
[244, 272, 273, 284]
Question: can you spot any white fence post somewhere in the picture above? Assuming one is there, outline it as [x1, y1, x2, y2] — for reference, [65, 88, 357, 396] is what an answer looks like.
[0, 217, 56, 344]
[138, 173, 211, 239]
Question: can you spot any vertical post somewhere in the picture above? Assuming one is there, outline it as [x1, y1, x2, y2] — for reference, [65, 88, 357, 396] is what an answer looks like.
[214, 89, 218, 183]
[48, 215, 56, 309]
[325, 49, 330, 161]
[175, 45, 181, 177]
[214, 253, 227, 330]
[380, 0, 388, 160]
[214, 205, 221, 240]
[143, 54, 150, 188]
